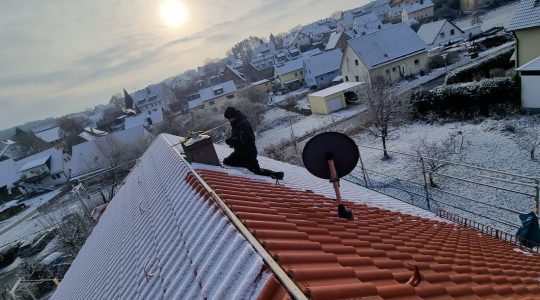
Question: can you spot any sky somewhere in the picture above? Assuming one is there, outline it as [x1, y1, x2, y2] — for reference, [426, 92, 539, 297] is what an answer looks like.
[0, 0, 367, 130]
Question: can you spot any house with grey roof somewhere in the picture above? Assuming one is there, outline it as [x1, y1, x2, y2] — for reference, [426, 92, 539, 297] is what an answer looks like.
[130, 83, 174, 113]
[325, 31, 352, 51]
[401, 0, 434, 22]
[304, 49, 343, 88]
[353, 12, 384, 36]
[187, 80, 238, 111]
[507, 0, 540, 67]
[417, 19, 465, 48]
[274, 59, 305, 90]
[341, 23, 427, 85]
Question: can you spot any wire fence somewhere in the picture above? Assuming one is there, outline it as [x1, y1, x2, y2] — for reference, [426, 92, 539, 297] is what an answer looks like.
[345, 144, 539, 241]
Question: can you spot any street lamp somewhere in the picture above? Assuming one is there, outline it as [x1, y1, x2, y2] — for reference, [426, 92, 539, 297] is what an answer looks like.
[441, 53, 448, 85]
[0, 140, 16, 157]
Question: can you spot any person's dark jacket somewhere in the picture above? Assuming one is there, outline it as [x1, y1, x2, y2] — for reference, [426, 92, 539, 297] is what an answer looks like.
[225, 112, 257, 159]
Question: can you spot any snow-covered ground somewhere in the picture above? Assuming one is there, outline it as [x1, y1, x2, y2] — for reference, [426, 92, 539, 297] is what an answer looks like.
[456, 2, 519, 31]
[353, 117, 539, 233]
[257, 104, 367, 148]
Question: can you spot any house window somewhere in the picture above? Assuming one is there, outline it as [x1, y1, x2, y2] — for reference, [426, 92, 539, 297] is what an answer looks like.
[440, 32, 445, 38]
[345, 76, 349, 82]
[450, 29, 455, 35]
[414, 59, 420, 66]
[386, 69, 390, 74]
[355, 76, 360, 82]
[355, 59, 359, 66]
[209, 100, 215, 105]
[226, 94, 235, 99]
[294, 72, 298, 76]
[392, 67, 396, 72]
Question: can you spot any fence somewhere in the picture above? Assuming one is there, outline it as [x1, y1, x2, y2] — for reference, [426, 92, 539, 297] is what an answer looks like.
[345, 144, 539, 246]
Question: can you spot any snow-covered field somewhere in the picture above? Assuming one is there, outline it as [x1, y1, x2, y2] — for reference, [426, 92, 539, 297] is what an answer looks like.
[456, 2, 519, 31]
[353, 117, 539, 233]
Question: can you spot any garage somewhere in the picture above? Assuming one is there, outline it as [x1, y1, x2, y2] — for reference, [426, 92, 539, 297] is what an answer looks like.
[307, 82, 363, 115]
[517, 56, 540, 112]
[327, 96, 344, 112]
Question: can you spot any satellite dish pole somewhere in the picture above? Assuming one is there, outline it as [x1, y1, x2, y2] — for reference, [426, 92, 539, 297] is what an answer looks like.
[303, 132, 358, 220]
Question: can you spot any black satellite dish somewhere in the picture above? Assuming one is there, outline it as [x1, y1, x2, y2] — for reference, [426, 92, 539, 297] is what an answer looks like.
[302, 132, 359, 220]
[302, 132, 359, 179]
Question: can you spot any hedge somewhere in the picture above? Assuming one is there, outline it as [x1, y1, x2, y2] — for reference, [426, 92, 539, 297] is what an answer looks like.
[409, 77, 520, 119]
[446, 48, 514, 84]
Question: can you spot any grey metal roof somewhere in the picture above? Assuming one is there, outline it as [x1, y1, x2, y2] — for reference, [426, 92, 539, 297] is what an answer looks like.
[53, 134, 269, 300]
[304, 49, 343, 77]
[517, 55, 540, 71]
[508, 0, 540, 31]
[33, 127, 61, 143]
[347, 23, 427, 70]
[275, 58, 304, 76]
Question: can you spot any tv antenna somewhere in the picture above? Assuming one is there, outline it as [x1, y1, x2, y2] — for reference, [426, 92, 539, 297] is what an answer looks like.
[302, 132, 359, 220]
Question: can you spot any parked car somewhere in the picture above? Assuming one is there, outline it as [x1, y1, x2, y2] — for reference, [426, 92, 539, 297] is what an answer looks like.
[0, 241, 22, 269]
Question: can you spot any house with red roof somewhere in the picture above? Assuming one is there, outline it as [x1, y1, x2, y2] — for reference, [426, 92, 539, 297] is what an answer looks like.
[53, 133, 540, 299]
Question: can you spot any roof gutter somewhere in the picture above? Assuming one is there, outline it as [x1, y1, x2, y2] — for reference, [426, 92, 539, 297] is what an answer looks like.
[167, 139, 308, 300]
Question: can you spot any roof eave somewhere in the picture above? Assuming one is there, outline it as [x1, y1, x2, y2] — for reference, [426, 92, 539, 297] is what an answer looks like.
[368, 48, 427, 69]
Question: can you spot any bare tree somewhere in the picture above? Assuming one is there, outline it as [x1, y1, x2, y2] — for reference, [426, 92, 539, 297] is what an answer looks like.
[412, 131, 468, 187]
[511, 124, 540, 160]
[362, 77, 405, 159]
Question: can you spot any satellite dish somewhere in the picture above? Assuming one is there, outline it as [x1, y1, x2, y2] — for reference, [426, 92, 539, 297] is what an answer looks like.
[302, 132, 359, 220]
[302, 132, 359, 179]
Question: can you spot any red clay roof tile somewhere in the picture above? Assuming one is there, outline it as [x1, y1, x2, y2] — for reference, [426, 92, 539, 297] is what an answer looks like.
[195, 169, 540, 299]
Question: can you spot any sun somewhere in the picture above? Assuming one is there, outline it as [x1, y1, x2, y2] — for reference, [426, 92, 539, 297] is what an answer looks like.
[160, 0, 188, 28]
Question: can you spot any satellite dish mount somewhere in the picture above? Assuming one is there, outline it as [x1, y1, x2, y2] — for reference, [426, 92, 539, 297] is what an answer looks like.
[303, 132, 360, 220]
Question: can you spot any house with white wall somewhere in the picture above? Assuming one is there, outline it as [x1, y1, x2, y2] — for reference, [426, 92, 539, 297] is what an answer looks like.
[304, 49, 343, 88]
[417, 19, 466, 48]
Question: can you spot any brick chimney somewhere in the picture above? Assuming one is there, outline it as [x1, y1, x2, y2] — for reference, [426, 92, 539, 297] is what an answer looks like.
[181, 134, 220, 166]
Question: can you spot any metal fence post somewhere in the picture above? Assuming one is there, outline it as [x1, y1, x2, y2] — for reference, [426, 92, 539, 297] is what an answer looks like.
[420, 157, 431, 211]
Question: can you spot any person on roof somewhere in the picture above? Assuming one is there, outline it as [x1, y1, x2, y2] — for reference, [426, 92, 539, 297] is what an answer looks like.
[223, 107, 284, 180]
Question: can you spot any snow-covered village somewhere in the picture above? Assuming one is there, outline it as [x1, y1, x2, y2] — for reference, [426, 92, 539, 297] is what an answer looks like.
[1, 0, 540, 298]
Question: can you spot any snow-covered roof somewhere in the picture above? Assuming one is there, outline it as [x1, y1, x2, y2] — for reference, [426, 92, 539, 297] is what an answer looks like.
[0, 159, 16, 189]
[304, 49, 343, 77]
[18, 154, 51, 172]
[224, 65, 246, 81]
[124, 108, 164, 130]
[417, 19, 463, 45]
[301, 48, 322, 59]
[33, 127, 61, 143]
[353, 12, 381, 28]
[131, 83, 171, 107]
[79, 128, 108, 141]
[348, 23, 427, 69]
[52, 134, 270, 300]
[282, 32, 300, 48]
[517, 55, 540, 72]
[325, 32, 349, 50]
[402, 0, 434, 13]
[251, 79, 270, 86]
[507, 0, 540, 31]
[308, 81, 363, 97]
[301, 22, 333, 37]
[16, 148, 64, 175]
[275, 59, 304, 76]
[70, 126, 151, 178]
[188, 80, 237, 109]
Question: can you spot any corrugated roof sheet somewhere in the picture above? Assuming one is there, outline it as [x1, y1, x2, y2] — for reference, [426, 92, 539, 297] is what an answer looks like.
[304, 49, 343, 78]
[53, 135, 270, 300]
[198, 169, 540, 299]
[348, 23, 427, 70]
[517, 55, 540, 71]
[308, 82, 362, 97]
[508, 0, 540, 31]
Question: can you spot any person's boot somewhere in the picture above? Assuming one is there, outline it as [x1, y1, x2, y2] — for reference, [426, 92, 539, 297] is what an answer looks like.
[338, 204, 353, 220]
